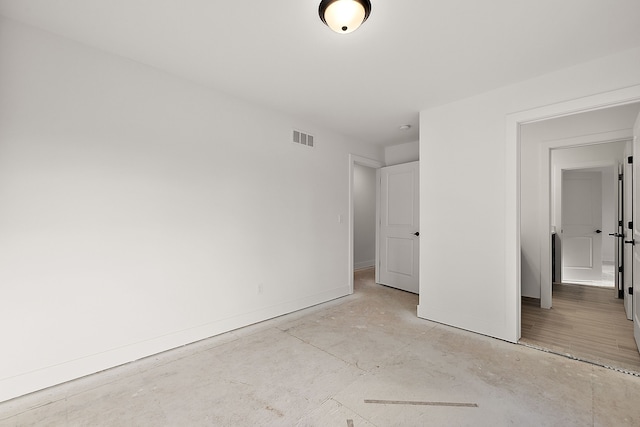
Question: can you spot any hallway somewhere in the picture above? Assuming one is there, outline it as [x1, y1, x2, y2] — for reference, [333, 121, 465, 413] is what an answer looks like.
[521, 282, 640, 373]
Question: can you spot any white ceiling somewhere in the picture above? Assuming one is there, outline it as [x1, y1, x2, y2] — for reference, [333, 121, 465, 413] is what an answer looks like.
[2, 0, 640, 146]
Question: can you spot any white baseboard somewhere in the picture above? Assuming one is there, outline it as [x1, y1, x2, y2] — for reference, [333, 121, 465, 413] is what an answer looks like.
[354, 260, 375, 270]
[0, 286, 349, 403]
[417, 303, 517, 344]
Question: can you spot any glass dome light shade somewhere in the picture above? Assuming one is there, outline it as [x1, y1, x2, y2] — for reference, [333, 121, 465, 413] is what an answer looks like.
[319, 0, 371, 34]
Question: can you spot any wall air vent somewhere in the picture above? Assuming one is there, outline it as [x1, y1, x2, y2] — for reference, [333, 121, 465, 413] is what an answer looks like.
[292, 129, 314, 148]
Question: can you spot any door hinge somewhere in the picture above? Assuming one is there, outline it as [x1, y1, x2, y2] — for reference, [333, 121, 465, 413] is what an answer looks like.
[630, 287, 634, 295]
[629, 221, 634, 229]
[628, 156, 634, 164]
[619, 173, 624, 180]
[619, 266, 624, 273]
[619, 220, 624, 227]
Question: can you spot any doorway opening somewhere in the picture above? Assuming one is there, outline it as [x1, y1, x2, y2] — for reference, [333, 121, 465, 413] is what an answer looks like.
[348, 154, 420, 320]
[352, 161, 378, 294]
[560, 165, 618, 288]
[558, 162, 620, 288]
[518, 103, 640, 372]
[348, 154, 383, 294]
[353, 163, 377, 273]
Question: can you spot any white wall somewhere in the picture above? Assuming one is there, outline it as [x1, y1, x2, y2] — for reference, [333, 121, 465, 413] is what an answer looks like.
[353, 164, 376, 269]
[0, 18, 384, 402]
[385, 140, 419, 166]
[419, 46, 640, 342]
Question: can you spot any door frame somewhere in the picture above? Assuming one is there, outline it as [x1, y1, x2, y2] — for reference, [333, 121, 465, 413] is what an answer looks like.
[348, 154, 384, 294]
[556, 161, 617, 286]
[506, 84, 640, 341]
[541, 135, 631, 309]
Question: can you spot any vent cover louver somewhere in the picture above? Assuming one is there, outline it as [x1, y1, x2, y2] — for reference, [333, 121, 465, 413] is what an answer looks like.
[293, 129, 314, 147]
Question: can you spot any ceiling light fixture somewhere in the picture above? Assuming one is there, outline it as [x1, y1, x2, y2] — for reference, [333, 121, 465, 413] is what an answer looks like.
[319, 0, 372, 34]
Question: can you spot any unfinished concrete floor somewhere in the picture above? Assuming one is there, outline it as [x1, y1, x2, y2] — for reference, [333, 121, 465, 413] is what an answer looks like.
[1, 268, 640, 426]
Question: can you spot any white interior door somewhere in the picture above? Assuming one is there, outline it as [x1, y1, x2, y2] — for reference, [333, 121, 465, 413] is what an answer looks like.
[624, 145, 633, 320]
[633, 113, 640, 353]
[562, 170, 603, 282]
[377, 161, 419, 293]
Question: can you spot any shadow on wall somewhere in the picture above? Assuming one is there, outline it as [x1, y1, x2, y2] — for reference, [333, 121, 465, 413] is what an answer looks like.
[521, 253, 539, 299]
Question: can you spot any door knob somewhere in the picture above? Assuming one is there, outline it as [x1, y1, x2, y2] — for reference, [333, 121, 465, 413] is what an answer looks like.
[625, 240, 635, 245]
[609, 233, 623, 237]
[413, 232, 420, 237]
[595, 229, 602, 234]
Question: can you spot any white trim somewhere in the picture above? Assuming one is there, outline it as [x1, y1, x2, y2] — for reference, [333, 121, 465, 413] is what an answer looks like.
[539, 133, 632, 308]
[348, 154, 384, 294]
[375, 168, 381, 285]
[354, 260, 375, 270]
[506, 84, 640, 343]
[0, 285, 349, 403]
[553, 161, 618, 280]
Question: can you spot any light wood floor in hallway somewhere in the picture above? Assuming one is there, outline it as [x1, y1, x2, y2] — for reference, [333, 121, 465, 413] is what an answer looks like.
[520, 282, 640, 373]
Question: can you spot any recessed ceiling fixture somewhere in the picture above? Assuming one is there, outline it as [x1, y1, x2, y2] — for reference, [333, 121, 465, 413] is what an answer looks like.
[399, 124, 411, 131]
[319, 0, 372, 34]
